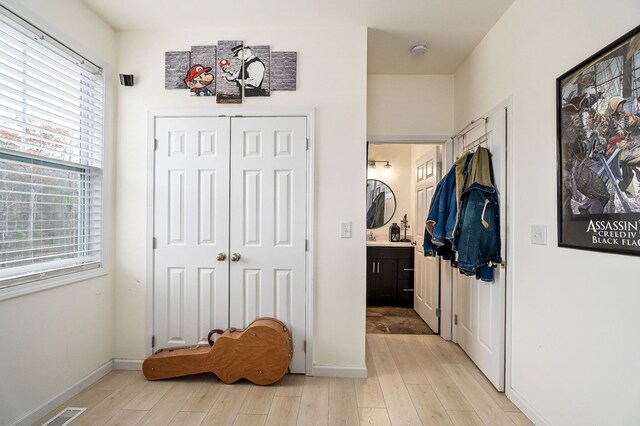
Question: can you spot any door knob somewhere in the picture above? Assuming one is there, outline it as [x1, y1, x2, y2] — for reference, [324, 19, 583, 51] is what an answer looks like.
[230, 253, 241, 262]
[216, 253, 227, 261]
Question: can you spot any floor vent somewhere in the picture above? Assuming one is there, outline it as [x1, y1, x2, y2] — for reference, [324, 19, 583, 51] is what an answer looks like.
[43, 407, 87, 426]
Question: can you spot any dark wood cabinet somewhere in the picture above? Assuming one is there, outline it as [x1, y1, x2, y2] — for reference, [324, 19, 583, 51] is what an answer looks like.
[367, 245, 414, 306]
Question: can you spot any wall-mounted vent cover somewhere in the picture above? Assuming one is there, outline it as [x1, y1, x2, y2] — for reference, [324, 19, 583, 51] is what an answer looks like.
[43, 407, 87, 426]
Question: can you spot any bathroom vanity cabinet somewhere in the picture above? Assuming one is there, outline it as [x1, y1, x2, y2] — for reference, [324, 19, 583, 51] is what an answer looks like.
[366, 244, 414, 306]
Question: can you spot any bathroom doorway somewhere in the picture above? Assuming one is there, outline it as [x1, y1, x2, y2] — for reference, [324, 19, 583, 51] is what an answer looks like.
[366, 141, 445, 336]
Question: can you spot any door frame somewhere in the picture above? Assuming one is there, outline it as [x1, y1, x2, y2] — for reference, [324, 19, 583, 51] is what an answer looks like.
[366, 135, 453, 340]
[146, 108, 316, 375]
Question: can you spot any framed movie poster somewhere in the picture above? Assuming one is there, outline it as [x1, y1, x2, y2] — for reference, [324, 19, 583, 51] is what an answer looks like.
[557, 24, 640, 256]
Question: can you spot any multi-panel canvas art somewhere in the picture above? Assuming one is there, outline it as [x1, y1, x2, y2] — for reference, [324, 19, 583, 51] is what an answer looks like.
[216, 40, 244, 104]
[164, 41, 297, 102]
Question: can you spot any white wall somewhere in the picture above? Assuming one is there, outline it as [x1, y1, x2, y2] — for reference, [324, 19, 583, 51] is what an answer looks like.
[367, 74, 454, 138]
[367, 144, 413, 240]
[455, 0, 640, 423]
[114, 27, 368, 371]
[367, 75, 453, 240]
[0, 1, 116, 425]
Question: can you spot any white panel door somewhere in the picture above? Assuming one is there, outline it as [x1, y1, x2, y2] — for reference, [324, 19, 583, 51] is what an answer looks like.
[414, 148, 440, 333]
[229, 117, 307, 373]
[154, 117, 231, 348]
[454, 108, 507, 391]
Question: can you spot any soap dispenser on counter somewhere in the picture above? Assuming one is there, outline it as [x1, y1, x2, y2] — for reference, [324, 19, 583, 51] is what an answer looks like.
[389, 223, 400, 242]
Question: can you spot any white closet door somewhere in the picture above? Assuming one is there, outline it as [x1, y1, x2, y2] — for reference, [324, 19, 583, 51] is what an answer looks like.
[229, 117, 307, 373]
[454, 108, 507, 391]
[154, 117, 231, 348]
[414, 148, 440, 333]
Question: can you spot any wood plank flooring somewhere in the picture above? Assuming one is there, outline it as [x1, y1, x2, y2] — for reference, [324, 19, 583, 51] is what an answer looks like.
[37, 335, 532, 425]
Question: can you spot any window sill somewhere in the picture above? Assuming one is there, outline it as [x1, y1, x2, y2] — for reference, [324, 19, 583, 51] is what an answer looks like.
[0, 267, 108, 302]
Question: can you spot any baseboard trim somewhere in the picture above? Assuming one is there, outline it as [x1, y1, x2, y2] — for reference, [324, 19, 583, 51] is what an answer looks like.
[113, 359, 143, 370]
[507, 387, 549, 426]
[311, 364, 367, 378]
[11, 360, 113, 426]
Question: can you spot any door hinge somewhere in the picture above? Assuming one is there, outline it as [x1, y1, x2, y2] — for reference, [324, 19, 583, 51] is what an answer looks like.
[152, 237, 157, 249]
[303, 340, 306, 352]
[435, 308, 441, 318]
[306, 138, 310, 150]
[151, 335, 155, 348]
[454, 314, 458, 325]
[154, 139, 158, 151]
[305, 240, 309, 251]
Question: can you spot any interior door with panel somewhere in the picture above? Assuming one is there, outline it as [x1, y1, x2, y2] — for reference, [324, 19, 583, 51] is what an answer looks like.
[154, 117, 231, 349]
[229, 117, 307, 373]
[454, 107, 507, 391]
[153, 115, 308, 373]
[414, 147, 441, 333]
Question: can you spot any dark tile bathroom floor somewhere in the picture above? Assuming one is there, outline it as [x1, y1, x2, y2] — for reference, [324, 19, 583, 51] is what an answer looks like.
[366, 306, 435, 335]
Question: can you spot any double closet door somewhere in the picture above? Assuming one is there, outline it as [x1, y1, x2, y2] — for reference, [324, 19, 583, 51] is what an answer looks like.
[153, 116, 307, 373]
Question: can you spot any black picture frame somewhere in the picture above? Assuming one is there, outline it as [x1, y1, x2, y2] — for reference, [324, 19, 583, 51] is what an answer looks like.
[557, 24, 640, 256]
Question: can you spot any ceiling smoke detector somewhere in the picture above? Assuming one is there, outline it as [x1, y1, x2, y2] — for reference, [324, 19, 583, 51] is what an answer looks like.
[411, 42, 428, 56]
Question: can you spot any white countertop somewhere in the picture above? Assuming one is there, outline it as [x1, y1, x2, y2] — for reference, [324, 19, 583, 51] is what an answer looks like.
[366, 241, 415, 247]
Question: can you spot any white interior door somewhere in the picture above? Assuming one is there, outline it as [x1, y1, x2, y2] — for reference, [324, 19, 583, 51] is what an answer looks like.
[229, 117, 307, 373]
[154, 117, 231, 348]
[153, 115, 308, 374]
[454, 107, 507, 391]
[414, 148, 441, 333]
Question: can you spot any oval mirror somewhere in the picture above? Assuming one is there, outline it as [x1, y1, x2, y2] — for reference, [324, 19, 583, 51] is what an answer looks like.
[366, 179, 396, 229]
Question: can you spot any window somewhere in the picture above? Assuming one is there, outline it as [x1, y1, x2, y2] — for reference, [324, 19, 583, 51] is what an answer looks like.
[0, 6, 105, 291]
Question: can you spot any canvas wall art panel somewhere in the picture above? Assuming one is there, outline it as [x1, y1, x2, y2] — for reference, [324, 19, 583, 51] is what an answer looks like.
[165, 51, 191, 89]
[270, 52, 297, 91]
[216, 40, 243, 104]
[186, 45, 216, 96]
[243, 45, 270, 97]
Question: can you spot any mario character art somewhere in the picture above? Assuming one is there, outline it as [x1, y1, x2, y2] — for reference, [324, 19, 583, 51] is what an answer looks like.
[184, 64, 214, 96]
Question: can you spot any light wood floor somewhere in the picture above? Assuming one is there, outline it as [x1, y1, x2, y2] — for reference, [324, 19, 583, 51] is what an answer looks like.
[37, 334, 533, 425]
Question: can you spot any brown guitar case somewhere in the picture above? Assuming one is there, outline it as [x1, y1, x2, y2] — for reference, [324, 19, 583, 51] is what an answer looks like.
[142, 318, 292, 385]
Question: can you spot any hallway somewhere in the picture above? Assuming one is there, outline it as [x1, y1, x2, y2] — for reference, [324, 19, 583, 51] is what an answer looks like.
[37, 335, 532, 425]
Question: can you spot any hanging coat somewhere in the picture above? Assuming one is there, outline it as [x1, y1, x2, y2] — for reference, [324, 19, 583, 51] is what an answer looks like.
[455, 146, 502, 281]
[423, 153, 472, 258]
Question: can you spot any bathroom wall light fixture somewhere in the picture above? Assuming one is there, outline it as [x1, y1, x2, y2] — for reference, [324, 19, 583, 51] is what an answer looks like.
[368, 160, 392, 178]
[368, 161, 376, 178]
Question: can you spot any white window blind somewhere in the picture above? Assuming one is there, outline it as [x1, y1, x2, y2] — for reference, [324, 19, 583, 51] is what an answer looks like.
[0, 6, 104, 289]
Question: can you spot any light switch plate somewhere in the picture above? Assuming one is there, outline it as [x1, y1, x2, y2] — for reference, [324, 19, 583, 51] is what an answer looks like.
[531, 224, 547, 245]
[340, 221, 352, 238]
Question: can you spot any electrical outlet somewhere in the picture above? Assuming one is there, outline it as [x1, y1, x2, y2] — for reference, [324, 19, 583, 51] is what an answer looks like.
[531, 224, 547, 245]
[340, 221, 352, 238]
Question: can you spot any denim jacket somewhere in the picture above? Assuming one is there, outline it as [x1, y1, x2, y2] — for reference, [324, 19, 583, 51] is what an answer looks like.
[455, 147, 502, 281]
[423, 153, 472, 257]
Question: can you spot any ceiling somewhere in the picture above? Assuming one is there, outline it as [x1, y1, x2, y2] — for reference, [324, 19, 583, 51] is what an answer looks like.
[80, 0, 514, 75]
